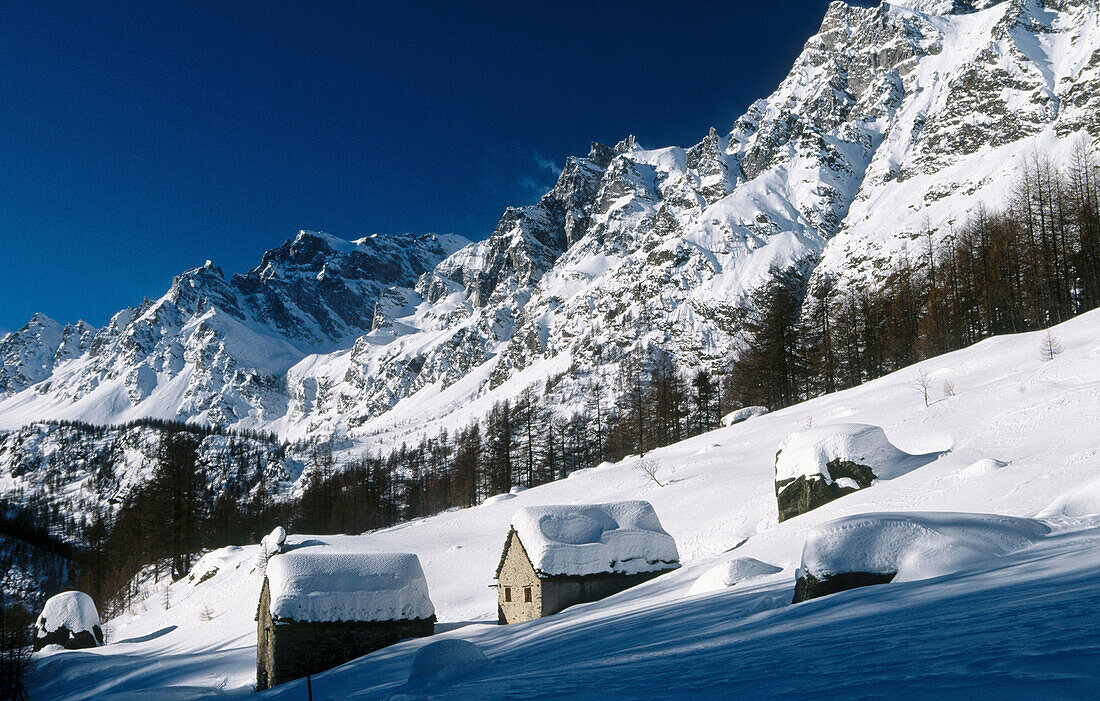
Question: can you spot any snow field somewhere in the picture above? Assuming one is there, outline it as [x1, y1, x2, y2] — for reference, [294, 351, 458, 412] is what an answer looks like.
[29, 308, 1100, 699]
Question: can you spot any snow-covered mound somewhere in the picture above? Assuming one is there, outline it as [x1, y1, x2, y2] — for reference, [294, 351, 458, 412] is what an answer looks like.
[775, 424, 918, 484]
[688, 557, 783, 596]
[722, 406, 768, 426]
[33, 591, 103, 651]
[266, 552, 435, 623]
[794, 512, 1050, 601]
[1037, 475, 1100, 522]
[510, 501, 680, 577]
[405, 639, 490, 690]
[959, 458, 1009, 477]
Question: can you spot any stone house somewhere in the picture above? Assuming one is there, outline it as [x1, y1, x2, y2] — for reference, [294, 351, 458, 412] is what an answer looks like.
[256, 551, 435, 690]
[495, 500, 680, 624]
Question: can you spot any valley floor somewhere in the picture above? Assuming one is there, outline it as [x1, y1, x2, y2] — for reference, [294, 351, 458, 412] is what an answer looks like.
[29, 310, 1100, 699]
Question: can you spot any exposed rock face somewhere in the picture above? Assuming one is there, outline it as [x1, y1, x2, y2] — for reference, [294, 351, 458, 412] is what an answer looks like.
[792, 570, 896, 603]
[0, 314, 95, 396]
[776, 457, 878, 522]
[33, 624, 104, 651]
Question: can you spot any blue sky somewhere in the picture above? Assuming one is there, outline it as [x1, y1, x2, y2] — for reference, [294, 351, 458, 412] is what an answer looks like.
[0, 1, 872, 330]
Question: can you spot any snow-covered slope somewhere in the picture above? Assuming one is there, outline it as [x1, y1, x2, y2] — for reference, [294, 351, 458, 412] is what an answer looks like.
[29, 307, 1100, 699]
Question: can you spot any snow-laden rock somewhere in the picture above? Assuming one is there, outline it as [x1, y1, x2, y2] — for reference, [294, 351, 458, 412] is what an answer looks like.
[722, 406, 768, 427]
[793, 511, 1050, 601]
[265, 551, 435, 623]
[510, 501, 680, 577]
[688, 557, 783, 596]
[406, 639, 490, 689]
[33, 591, 103, 651]
[775, 424, 917, 484]
[774, 423, 930, 521]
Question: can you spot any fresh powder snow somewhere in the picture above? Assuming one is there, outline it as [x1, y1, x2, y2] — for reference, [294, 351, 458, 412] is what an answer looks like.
[266, 551, 435, 623]
[509, 501, 680, 576]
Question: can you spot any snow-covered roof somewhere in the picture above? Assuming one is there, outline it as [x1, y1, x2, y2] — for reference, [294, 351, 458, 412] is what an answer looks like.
[35, 591, 101, 637]
[505, 501, 679, 577]
[799, 512, 1050, 583]
[265, 552, 435, 623]
[775, 423, 914, 484]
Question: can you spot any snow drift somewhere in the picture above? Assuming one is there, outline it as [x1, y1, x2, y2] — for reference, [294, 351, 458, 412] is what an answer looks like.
[688, 557, 783, 596]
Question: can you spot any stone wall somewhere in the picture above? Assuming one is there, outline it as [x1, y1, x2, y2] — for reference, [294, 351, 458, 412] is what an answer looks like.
[256, 578, 434, 690]
[496, 531, 543, 624]
[541, 569, 674, 617]
[496, 530, 680, 625]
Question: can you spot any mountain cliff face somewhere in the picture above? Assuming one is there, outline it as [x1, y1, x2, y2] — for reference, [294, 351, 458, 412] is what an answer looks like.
[1, 0, 1097, 457]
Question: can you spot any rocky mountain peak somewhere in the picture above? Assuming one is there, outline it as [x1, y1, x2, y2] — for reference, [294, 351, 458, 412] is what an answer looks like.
[0, 0, 1095, 451]
[889, 0, 1007, 14]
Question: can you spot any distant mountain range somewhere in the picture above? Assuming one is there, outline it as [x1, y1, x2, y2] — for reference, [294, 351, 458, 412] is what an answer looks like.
[2, 0, 1097, 454]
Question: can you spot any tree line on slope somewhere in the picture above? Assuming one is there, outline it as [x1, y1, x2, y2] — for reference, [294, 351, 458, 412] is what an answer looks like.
[730, 148, 1100, 408]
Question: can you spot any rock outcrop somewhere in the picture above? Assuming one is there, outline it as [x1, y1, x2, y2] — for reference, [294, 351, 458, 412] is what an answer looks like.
[33, 591, 104, 651]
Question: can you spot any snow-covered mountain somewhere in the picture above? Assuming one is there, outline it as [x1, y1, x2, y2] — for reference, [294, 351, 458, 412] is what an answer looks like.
[29, 300, 1100, 699]
[2, 0, 1098, 451]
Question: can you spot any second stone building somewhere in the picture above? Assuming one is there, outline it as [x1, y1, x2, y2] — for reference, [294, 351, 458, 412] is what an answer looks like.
[494, 500, 680, 624]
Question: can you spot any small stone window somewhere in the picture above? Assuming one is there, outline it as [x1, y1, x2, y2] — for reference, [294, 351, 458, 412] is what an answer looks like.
[524, 587, 532, 602]
[504, 586, 512, 602]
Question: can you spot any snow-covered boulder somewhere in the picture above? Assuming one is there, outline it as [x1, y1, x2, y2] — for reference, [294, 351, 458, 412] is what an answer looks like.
[33, 591, 103, 651]
[510, 501, 679, 577]
[265, 551, 435, 623]
[793, 512, 1050, 602]
[406, 639, 490, 689]
[688, 557, 783, 596]
[774, 424, 921, 521]
[722, 406, 768, 427]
